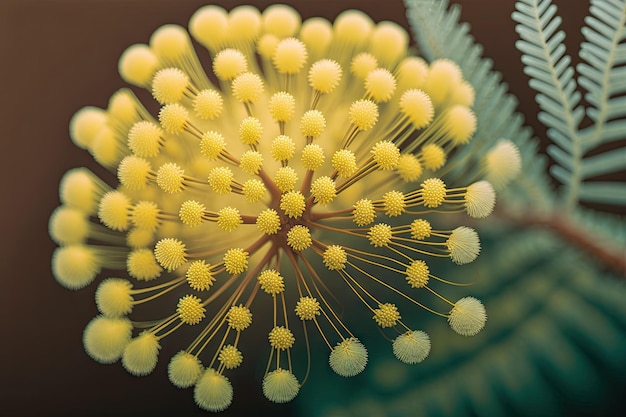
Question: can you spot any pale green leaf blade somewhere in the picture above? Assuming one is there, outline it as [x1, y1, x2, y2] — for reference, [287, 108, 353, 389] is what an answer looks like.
[579, 181, 626, 204]
[581, 147, 626, 178]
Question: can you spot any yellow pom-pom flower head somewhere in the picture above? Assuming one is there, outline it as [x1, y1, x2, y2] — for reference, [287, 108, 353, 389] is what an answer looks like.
[213, 48, 248, 80]
[258, 269, 285, 295]
[177, 295, 206, 325]
[152, 67, 189, 104]
[122, 332, 161, 376]
[52, 4, 499, 412]
[393, 331, 431, 364]
[365, 68, 396, 102]
[168, 351, 202, 388]
[52, 245, 101, 290]
[127, 121, 163, 158]
[194, 369, 233, 412]
[232, 72, 264, 103]
[96, 278, 134, 317]
[295, 296, 321, 320]
[309, 59, 342, 93]
[49, 206, 89, 245]
[329, 338, 368, 377]
[127, 248, 162, 281]
[117, 156, 152, 190]
[447, 227, 481, 265]
[226, 305, 252, 331]
[273, 37, 307, 74]
[373, 303, 401, 328]
[154, 238, 187, 272]
[159, 103, 188, 134]
[286, 225, 312, 251]
[420, 144, 446, 171]
[350, 52, 378, 79]
[349, 99, 378, 131]
[193, 89, 223, 120]
[186, 260, 215, 291]
[218, 345, 243, 369]
[465, 181, 496, 218]
[485, 139, 522, 190]
[268, 326, 295, 350]
[118, 44, 158, 87]
[300, 110, 326, 138]
[420, 178, 446, 208]
[269, 91, 296, 122]
[448, 297, 487, 336]
[262, 4, 301, 37]
[262, 369, 300, 403]
[223, 248, 249, 275]
[83, 316, 132, 364]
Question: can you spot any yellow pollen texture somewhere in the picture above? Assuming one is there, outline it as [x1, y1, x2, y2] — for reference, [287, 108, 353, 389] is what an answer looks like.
[157, 163, 185, 193]
[223, 248, 249, 274]
[53, 4, 493, 412]
[258, 269, 285, 295]
[208, 167, 233, 194]
[421, 178, 446, 208]
[239, 151, 264, 175]
[300, 110, 326, 138]
[310, 176, 337, 204]
[323, 245, 347, 270]
[218, 345, 243, 369]
[268, 326, 295, 350]
[274, 167, 298, 192]
[239, 117, 263, 145]
[383, 191, 406, 217]
[406, 260, 429, 288]
[217, 207, 242, 231]
[309, 59, 342, 93]
[295, 296, 321, 320]
[287, 225, 312, 251]
[349, 99, 378, 130]
[410, 219, 432, 240]
[373, 303, 400, 328]
[227, 305, 252, 331]
[280, 191, 306, 218]
[177, 295, 206, 325]
[368, 224, 392, 247]
[256, 209, 281, 235]
[200, 131, 225, 160]
[154, 238, 187, 271]
[186, 260, 215, 291]
[194, 89, 223, 120]
[353, 199, 376, 226]
[179, 200, 205, 227]
[269, 92, 296, 122]
[332, 150, 357, 178]
[372, 141, 400, 170]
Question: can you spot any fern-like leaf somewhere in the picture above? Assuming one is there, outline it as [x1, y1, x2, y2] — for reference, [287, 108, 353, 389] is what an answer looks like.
[514, 0, 626, 207]
[575, 0, 626, 204]
[512, 0, 587, 209]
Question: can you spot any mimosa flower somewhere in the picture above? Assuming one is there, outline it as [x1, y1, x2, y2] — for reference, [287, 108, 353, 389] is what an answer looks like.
[50, 4, 520, 412]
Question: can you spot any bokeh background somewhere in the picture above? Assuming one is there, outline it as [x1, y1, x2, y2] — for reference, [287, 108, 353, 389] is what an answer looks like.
[1, 1, 624, 416]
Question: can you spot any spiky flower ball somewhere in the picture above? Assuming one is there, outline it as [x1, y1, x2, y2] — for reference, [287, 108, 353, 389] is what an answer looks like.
[51, 4, 514, 412]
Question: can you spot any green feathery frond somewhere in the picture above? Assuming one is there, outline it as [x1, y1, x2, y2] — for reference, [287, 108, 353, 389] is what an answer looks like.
[513, 0, 626, 207]
[576, 0, 626, 205]
[512, 0, 585, 206]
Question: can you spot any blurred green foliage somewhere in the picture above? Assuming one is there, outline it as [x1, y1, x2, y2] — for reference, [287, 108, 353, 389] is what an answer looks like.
[297, 1, 626, 415]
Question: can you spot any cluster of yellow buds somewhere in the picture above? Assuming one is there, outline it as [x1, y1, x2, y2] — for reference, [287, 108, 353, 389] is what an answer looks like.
[49, 4, 521, 412]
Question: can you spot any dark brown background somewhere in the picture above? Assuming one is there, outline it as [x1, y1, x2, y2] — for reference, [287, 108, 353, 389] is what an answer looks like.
[0, 1, 590, 416]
